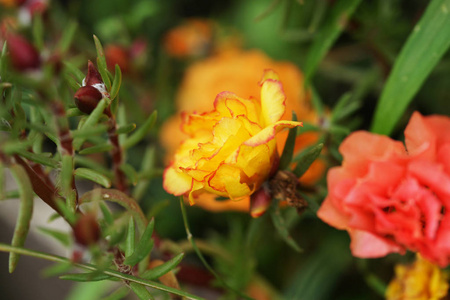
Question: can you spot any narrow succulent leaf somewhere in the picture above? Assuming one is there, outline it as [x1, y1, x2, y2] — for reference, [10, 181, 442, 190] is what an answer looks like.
[110, 64, 122, 101]
[330, 92, 352, 123]
[55, 198, 77, 225]
[129, 282, 155, 300]
[123, 218, 155, 266]
[32, 13, 44, 51]
[74, 168, 112, 188]
[63, 61, 86, 83]
[0, 42, 7, 79]
[61, 155, 74, 195]
[120, 163, 138, 186]
[57, 21, 78, 54]
[293, 143, 324, 178]
[79, 144, 113, 155]
[304, 0, 362, 80]
[141, 253, 184, 280]
[71, 124, 108, 138]
[123, 111, 157, 149]
[116, 123, 136, 135]
[74, 156, 113, 178]
[371, 0, 450, 135]
[279, 112, 298, 170]
[42, 261, 73, 278]
[93, 35, 111, 90]
[100, 202, 113, 225]
[60, 272, 113, 282]
[9, 164, 34, 273]
[37, 227, 71, 247]
[270, 202, 302, 253]
[66, 108, 84, 117]
[132, 146, 156, 201]
[73, 98, 108, 150]
[100, 286, 130, 300]
[125, 216, 136, 257]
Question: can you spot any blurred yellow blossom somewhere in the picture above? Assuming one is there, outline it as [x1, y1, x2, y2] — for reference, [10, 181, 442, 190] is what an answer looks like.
[386, 255, 449, 300]
[163, 70, 302, 204]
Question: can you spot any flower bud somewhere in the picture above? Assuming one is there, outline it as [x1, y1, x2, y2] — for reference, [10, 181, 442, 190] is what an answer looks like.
[74, 85, 103, 114]
[84, 60, 103, 86]
[6, 34, 40, 71]
[250, 183, 272, 218]
[73, 213, 101, 246]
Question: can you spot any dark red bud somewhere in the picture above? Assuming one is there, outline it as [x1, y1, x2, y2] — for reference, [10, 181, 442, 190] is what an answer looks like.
[250, 183, 272, 218]
[74, 85, 103, 114]
[85, 60, 103, 86]
[73, 213, 101, 246]
[6, 34, 40, 71]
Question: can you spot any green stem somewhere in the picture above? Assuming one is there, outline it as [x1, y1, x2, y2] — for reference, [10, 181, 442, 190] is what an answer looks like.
[0, 243, 205, 300]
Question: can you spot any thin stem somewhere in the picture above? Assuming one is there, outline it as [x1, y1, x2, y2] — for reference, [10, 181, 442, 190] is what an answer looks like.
[0, 243, 205, 300]
[179, 197, 255, 300]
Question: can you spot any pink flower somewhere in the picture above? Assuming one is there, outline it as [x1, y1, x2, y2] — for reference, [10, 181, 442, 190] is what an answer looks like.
[318, 112, 450, 267]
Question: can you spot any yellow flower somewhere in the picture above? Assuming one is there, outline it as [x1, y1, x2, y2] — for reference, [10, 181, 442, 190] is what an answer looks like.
[386, 255, 449, 300]
[163, 70, 302, 204]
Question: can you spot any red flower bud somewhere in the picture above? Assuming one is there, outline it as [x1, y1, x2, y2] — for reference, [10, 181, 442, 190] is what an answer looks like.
[85, 60, 103, 86]
[74, 85, 103, 114]
[73, 213, 101, 246]
[6, 34, 40, 71]
[250, 183, 272, 218]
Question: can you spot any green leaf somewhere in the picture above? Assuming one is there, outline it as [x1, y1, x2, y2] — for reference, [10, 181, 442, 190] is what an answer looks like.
[42, 261, 73, 277]
[100, 202, 114, 225]
[125, 216, 136, 257]
[74, 168, 112, 188]
[279, 112, 298, 170]
[60, 272, 113, 282]
[55, 198, 77, 225]
[141, 253, 184, 280]
[73, 98, 108, 150]
[101, 286, 129, 300]
[116, 123, 136, 135]
[371, 0, 450, 135]
[63, 61, 85, 83]
[110, 64, 122, 101]
[32, 13, 44, 51]
[93, 35, 111, 90]
[124, 218, 155, 266]
[9, 164, 34, 273]
[0, 42, 8, 80]
[75, 156, 112, 179]
[292, 143, 324, 178]
[133, 146, 156, 201]
[120, 163, 138, 186]
[270, 202, 302, 253]
[57, 21, 78, 54]
[66, 107, 84, 117]
[129, 282, 155, 300]
[37, 227, 71, 247]
[304, 0, 362, 80]
[71, 124, 108, 138]
[123, 111, 157, 149]
[79, 143, 113, 155]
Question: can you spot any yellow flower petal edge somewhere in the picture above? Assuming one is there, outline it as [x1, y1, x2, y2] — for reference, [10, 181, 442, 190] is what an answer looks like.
[163, 69, 303, 204]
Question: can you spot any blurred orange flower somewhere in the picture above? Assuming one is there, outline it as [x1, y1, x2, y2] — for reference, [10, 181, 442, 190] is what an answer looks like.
[386, 254, 448, 300]
[163, 70, 302, 204]
[163, 19, 213, 58]
[161, 49, 324, 212]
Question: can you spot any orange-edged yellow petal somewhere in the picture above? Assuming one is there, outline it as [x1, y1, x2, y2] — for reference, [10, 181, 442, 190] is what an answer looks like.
[259, 70, 286, 126]
[228, 143, 272, 180]
[163, 165, 192, 196]
[213, 91, 261, 124]
[207, 163, 253, 199]
[244, 120, 303, 147]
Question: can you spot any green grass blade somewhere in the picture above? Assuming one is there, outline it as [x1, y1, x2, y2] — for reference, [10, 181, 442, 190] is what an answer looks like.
[371, 0, 450, 135]
[304, 0, 362, 80]
[9, 164, 34, 273]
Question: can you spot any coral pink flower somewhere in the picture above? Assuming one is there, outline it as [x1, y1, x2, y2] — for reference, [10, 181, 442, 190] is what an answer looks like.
[318, 112, 450, 267]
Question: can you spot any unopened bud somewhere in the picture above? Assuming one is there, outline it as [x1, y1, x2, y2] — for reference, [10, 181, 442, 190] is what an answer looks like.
[250, 183, 272, 218]
[84, 60, 103, 86]
[74, 85, 103, 114]
[6, 34, 40, 71]
[73, 213, 101, 246]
